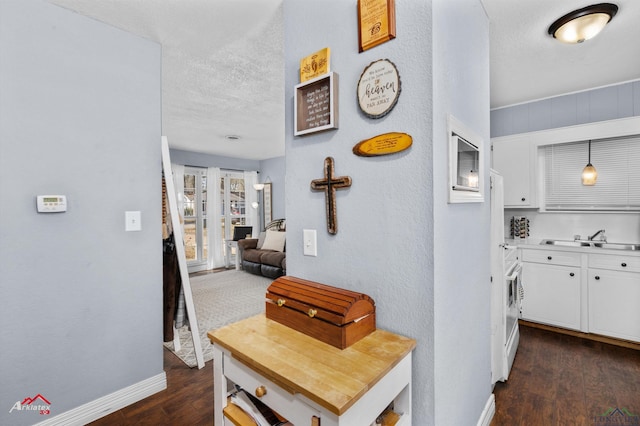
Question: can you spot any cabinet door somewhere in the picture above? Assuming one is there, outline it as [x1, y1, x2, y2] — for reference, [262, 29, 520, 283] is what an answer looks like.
[521, 262, 580, 330]
[492, 137, 537, 207]
[588, 269, 640, 342]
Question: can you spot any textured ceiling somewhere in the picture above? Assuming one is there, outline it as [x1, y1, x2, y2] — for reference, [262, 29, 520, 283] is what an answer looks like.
[482, 0, 640, 109]
[49, 0, 284, 160]
[47, 0, 640, 159]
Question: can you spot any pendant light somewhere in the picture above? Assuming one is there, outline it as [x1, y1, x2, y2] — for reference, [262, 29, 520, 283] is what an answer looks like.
[581, 140, 597, 186]
[548, 3, 618, 44]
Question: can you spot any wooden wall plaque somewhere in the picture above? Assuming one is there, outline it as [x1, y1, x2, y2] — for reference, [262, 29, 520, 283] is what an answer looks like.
[358, 0, 396, 52]
[294, 72, 339, 136]
[353, 132, 412, 157]
[357, 59, 401, 119]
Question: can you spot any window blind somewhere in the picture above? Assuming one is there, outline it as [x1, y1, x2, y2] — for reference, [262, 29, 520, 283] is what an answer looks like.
[544, 135, 640, 210]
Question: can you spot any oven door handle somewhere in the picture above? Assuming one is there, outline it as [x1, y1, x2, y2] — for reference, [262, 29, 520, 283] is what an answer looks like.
[505, 263, 522, 280]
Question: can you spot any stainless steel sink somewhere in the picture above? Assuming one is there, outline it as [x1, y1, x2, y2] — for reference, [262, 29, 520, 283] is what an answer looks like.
[540, 239, 640, 251]
[592, 242, 640, 251]
[540, 239, 592, 247]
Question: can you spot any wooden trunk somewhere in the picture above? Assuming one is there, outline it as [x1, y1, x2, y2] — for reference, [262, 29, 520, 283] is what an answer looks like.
[265, 276, 376, 349]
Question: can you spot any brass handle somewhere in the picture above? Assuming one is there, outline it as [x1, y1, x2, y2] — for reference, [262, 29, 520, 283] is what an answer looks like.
[255, 385, 267, 398]
[277, 298, 286, 307]
[307, 308, 317, 318]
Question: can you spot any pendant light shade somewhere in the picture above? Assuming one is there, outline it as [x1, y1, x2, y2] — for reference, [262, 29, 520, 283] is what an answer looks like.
[581, 140, 597, 185]
[548, 3, 618, 44]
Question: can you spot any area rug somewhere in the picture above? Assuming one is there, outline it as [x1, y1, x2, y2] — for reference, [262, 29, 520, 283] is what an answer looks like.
[164, 270, 272, 367]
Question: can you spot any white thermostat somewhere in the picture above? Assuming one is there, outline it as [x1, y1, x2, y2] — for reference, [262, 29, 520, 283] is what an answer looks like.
[37, 195, 67, 213]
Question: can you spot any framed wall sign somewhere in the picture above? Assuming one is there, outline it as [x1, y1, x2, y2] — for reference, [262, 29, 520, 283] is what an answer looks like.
[357, 59, 401, 119]
[294, 72, 339, 136]
[358, 0, 396, 52]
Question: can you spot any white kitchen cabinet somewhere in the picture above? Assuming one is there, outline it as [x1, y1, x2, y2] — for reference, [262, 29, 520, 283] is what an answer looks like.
[521, 261, 581, 330]
[492, 136, 537, 208]
[588, 253, 640, 342]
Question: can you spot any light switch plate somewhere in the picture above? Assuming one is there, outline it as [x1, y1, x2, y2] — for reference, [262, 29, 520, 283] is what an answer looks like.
[303, 229, 317, 256]
[125, 211, 142, 231]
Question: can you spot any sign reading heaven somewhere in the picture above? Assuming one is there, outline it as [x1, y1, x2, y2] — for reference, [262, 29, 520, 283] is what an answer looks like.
[357, 59, 401, 119]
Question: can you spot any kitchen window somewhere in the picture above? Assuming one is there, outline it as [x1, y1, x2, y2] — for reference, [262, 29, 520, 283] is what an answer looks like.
[544, 135, 640, 211]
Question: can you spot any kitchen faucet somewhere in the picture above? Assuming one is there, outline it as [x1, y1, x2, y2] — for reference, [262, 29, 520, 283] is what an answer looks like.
[588, 229, 606, 241]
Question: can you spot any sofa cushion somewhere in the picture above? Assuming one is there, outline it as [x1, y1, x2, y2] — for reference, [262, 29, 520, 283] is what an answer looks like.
[261, 230, 286, 252]
[259, 250, 286, 268]
[242, 248, 263, 263]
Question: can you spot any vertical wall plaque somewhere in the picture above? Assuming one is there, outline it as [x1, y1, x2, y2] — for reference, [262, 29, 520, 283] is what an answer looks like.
[358, 0, 396, 52]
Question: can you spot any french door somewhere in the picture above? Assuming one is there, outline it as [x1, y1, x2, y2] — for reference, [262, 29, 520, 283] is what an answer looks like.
[183, 167, 208, 272]
[220, 171, 247, 261]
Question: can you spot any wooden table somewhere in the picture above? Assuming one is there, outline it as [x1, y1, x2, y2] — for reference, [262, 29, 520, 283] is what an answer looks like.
[208, 314, 416, 426]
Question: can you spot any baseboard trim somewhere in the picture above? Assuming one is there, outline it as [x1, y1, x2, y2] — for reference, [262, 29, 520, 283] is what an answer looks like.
[477, 393, 495, 426]
[34, 372, 167, 426]
[519, 320, 640, 351]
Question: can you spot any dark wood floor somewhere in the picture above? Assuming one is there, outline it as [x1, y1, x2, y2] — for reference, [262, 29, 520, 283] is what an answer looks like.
[88, 349, 214, 426]
[492, 324, 640, 425]
[89, 324, 639, 426]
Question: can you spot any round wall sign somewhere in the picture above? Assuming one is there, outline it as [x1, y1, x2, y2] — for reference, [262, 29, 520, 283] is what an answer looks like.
[357, 59, 401, 119]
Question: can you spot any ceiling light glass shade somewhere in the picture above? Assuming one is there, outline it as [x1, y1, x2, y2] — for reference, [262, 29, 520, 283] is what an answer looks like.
[548, 3, 618, 44]
[253, 183, 265, 191]
[581, 140, 597, 185]
[581, 163, 597, 185]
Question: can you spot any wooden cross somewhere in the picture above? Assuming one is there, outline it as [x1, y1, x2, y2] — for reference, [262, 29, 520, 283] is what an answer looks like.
[310, 157, 352, 235]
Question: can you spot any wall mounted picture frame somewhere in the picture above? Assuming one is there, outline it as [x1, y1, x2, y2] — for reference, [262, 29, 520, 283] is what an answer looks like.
[263, 182, 272, 225]
[294, 72, 339, 136]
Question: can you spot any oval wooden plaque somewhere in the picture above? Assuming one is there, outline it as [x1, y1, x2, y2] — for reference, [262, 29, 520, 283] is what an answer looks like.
[352, 132, 412, 157]
[357, 59, 401, 119]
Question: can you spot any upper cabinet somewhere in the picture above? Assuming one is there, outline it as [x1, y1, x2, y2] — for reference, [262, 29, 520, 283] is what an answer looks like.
[492, 135, 537, 208]
[491, 116, 640, 211]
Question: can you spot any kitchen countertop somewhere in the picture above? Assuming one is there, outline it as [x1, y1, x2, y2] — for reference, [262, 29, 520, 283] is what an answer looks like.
[507, 238, 640, 257]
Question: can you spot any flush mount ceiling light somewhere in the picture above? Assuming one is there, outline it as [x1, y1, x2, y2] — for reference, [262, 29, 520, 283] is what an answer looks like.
[548, 3, 618, 44]
[581, 140, 597, 185]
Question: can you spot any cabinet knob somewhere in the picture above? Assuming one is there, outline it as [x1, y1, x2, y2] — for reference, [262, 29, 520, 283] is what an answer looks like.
[521, 197, 526, 202]
[621, 263, 627, 267]
[308, 308, 317, 318]
[255, 385, 267, 398]
[277, 298, 286, 307]
[547, 256, 552, 260]
[569, 272, 575, 277]
[595, 276, 600, 280]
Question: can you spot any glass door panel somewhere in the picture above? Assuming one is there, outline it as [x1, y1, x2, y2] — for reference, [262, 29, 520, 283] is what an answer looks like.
[184, 167, 207, 272]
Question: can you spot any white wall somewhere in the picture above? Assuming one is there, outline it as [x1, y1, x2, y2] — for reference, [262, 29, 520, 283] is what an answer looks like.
[0, 1, 163, 424]
[283, 0, 490, 424]
[432, 1, 492, 424]
[260, 156, 286, 221]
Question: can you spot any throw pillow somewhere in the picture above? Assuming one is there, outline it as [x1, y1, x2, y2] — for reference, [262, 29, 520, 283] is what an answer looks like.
[256, 232, 266, 249]
[261, 230, 286, 252]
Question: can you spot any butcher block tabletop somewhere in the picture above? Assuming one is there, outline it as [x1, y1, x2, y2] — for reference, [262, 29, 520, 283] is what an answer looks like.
[208, 313, 416, 415]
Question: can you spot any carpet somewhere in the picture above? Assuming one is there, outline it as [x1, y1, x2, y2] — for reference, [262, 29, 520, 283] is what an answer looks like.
[164, 270, 272, 367]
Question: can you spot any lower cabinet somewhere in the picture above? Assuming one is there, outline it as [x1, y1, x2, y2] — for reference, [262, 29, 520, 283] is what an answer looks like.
[521, 261, 581, 330]
[588, 268, 640, 343]
[520, 247, 640, 343]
